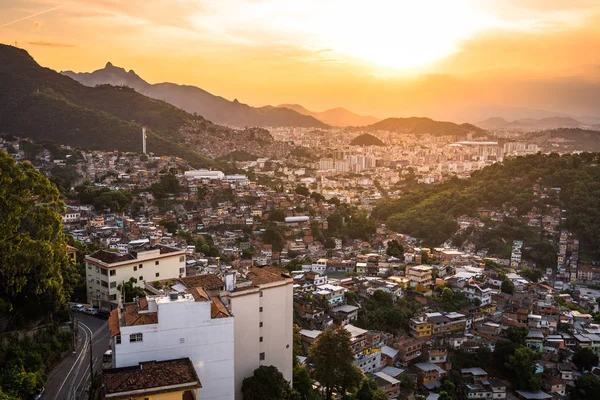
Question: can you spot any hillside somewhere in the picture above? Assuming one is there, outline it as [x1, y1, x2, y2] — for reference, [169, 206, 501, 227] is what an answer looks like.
[349, 133, 384, 146]
[478, 116, 588, 131]
[0, 45, 280, 166]
[62, 63, 327, 129]
[373, 153, 600, 261]
[364, 117, 487, 137]
[277, 103, 380, 126]
[524, 128, 600, 152]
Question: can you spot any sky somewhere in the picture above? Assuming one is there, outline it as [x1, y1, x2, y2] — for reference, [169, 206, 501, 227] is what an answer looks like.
[1, 0, 600, 122]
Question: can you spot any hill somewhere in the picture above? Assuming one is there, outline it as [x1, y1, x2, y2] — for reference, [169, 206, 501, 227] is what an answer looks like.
[364, 117, 487, 137]
[0, 45, 279, 166]
[372, 153, 600, 261]
[524, 128, 600, 152]
[349, 133, 384, 146]
[277, 103, 380, 126]
[478, 116, 588, 131]
[62, 63, 327, 129]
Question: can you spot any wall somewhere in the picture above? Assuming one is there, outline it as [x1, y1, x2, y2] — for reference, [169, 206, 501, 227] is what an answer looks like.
[114, 298, 234, 400]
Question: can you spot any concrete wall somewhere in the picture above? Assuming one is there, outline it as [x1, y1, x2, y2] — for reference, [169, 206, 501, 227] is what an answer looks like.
[114, 297, 234, 400]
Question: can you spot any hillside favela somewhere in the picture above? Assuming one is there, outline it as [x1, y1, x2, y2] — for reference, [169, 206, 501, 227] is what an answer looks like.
[2, 2, 600, 400]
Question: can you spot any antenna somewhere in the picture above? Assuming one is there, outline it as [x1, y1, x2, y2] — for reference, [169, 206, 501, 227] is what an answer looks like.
[142, 127, 147, 154]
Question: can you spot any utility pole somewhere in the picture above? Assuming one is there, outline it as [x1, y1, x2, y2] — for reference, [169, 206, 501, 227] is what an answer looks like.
[89, 337, 93, 380]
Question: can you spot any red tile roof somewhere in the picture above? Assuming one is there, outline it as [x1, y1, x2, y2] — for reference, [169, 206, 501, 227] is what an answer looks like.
[247, 266, 291, 285]
[211, 298, 230, 319]
[124, 303, 158, 327]
[103, 358, 201, 400]
[179, 274, 224, 290]
[190, 287, 209, 302]
[108, 309, 120, 338]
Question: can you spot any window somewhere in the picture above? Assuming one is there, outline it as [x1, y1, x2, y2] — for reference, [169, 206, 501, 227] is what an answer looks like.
[96, 266, 99, 273]
[129, 333, 143, 343]
[101, 268, 108, 276]
[259, 337, 263, 342]
[179, 338, 186, 344]
[259, 352, 265, 361]
[259, 307, 263, 312]
[259, 291, 263, 297]
[179, 256, 185, 262]
[155, 261, 159, 265]
[115, 335, 121, 344]
[88, 264, 91, 270]
[139, 264, 143, 269]
[155, 272, 160, 278]
[139, 276, 144, 281]
[110, 270, 116, 276]
[259, 322, 263, 328]
[134, 266, 137, 271]
[179, 268, 184, 274]
[101, 280, 108, 288]
[110, 282, 116, 288]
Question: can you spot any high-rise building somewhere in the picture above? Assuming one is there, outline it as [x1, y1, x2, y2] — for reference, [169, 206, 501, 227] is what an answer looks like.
[142, 127, 147, 154]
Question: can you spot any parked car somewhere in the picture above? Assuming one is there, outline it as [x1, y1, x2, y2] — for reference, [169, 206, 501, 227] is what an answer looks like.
[70, 304, 84, 312]
[82, 307, 98, 316]
[33, 386, 44, 399]
[103, 349, 112, 363]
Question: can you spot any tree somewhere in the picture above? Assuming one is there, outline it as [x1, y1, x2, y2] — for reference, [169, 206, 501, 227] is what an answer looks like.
[241, 365, 297, 400]
[269, 208, 286, 222]
[0, 151, 78, 330]
[293, 361, 320, 400]
[309, 325, 362, 400]
[572, 348, 599, 372]
[441, 288, 454, 302]
[353, 378, 387, 400]
[121, 278, 146, 303]
[159, 219, 178, 234]
[295, 185, 310, 196]
[501, 280, 515, 294]
[505, 326, 529, 346]
[385, 240, 404, 258]
[505, 346, 540, 391]
[324, 237, 336, 249]
[573, 373, 600, 400]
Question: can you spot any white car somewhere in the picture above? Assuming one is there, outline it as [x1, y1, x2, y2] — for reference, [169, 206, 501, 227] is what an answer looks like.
[33, 386, 44, 399]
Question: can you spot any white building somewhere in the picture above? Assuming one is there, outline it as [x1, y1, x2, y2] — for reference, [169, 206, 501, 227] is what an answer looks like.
[109, 289, 235, 400]
[85, 245, 186, 308]
[62, 211, 81, 224]
[224, 174, 250, 186]
[184, 169, 225, 180]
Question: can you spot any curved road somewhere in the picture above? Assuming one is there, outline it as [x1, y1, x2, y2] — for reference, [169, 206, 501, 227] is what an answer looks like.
[44, 313, 110, 400]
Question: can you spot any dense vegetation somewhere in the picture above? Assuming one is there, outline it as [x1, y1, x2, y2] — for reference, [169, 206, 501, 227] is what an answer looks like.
[349, 134, 385, 147]
[374, 153, 600, 260]
[0, 151, 78, 330]
[364, 117, 487, 137]
[0, 44, 224, 169]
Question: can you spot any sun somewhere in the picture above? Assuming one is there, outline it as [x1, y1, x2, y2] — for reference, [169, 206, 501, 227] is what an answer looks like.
[305, 0, 497, 71]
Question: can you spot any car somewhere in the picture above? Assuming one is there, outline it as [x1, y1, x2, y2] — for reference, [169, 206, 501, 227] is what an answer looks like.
[86, 308, 98, 315]
[103, 349, 112, 363]
[70, 304, 84, 312]
[33, 386, 44, 399]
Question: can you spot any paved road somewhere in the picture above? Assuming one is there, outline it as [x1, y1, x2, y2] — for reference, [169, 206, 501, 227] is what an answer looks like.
[44, 313, 110, 400]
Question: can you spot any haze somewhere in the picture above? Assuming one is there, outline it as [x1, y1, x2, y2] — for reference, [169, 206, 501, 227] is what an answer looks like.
[2, 0, 600, 122]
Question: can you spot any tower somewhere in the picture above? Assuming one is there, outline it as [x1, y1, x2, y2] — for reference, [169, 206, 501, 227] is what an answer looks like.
[142, 127, 147, 154]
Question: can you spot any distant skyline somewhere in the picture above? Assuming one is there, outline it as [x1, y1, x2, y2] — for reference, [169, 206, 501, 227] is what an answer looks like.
[2, 0, 600, 121]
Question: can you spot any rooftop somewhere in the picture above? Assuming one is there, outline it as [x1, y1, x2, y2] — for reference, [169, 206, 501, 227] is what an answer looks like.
[103, 357, 201, 400]
[178, 274, 224, 290]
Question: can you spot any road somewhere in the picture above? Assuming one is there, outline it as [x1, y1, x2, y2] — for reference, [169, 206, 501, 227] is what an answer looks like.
[44, 313, 110, 400]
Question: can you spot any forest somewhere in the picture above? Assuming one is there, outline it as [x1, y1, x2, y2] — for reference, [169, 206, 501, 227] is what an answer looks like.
[373, 153, 600, 260]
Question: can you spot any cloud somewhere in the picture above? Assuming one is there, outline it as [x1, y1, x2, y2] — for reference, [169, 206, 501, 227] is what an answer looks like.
[28, 40, 74, 47]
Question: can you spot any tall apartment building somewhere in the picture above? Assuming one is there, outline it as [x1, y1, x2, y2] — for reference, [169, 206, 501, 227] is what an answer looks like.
[85, 245, 186, 308]
[109, 289, 235, 400]
[108, 266, 294, 400]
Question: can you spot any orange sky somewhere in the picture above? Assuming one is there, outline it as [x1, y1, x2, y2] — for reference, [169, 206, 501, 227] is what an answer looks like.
[2, 0, 600, 121]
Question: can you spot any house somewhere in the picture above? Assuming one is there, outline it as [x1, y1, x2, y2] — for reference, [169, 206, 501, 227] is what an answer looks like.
[101, 358, 202, 400]
[108, 290, 234, 399]
[329, 304, 359, 325]
[461, 367, 488, 382]
[414, 362, 446, 385]
[406, 265, 433, 288]
[85, 245, 186, 308]
[543, 376, 566, 396]
[515, 391, 552, 400]
[373, 371, 401, 399]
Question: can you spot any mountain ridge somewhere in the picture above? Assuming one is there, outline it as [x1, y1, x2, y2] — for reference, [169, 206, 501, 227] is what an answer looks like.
[62, 64, 328, 129]
[276, 103, 380, 127]
[477, 116, 592, 131]
[362, 117, 487, 137]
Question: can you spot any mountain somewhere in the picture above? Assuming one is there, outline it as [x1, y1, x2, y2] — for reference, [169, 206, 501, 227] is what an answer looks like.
[350, 133, 384, 146]
[0, 45, 276, 167]
[364, 117, 487, 137]
[478, 116, 589, 131]
[277, 103, 380, 126]
[62, 63, 327, 129]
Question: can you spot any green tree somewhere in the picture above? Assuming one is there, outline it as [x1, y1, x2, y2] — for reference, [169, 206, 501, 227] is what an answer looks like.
[505, 346, 540, 391]
[324, 237, 336, 249]
[121, 278, 146, 303]
[160, 219, 178, 234]
[572, 348, 599, 372]
[573, 373, 600, 400]
[505, 326, 528, 346]
[308, 325, 363, 400]
[0, 151, 78, 329]
[241, 365, 297, 400]
[385, 240, 404, 258]
[295, 185, 310, 196]
[269, 208, 286, 222]
[501, 280, 515, 294]
[353, 378, 387, 400]
[293, 361, 321, 400]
